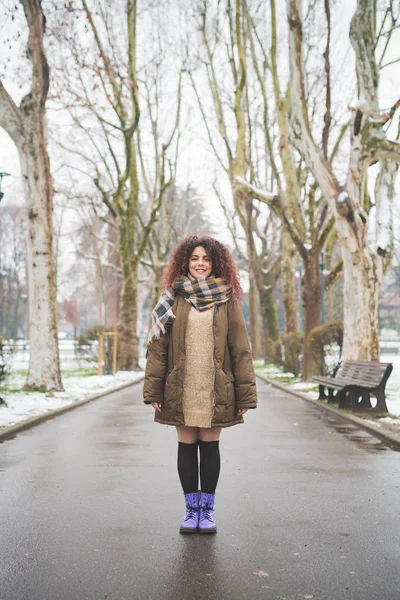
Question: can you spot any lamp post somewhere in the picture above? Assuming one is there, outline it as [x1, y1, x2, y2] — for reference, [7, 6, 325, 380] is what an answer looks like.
[319, 251, 325, 324]
[0, 172, 11, 203]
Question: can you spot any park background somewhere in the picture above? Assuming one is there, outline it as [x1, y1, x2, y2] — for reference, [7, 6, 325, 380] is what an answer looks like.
[0, 0, 400, 428]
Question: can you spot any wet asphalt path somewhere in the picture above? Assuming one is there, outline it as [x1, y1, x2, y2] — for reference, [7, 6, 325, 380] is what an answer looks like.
[0, 378, 400, 600]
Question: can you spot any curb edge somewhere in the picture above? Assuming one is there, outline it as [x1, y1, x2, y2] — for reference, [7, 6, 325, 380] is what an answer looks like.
[256, 372, 400, 452]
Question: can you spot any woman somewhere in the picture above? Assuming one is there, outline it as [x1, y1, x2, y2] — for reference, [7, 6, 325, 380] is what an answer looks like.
[143, 236, 257, 534]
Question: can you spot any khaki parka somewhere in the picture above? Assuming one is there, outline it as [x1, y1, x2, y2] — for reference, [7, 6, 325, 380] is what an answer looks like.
[143, 295, 257, 427]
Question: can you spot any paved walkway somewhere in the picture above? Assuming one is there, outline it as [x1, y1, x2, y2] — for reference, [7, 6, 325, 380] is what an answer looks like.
[0, 379, 399, 600]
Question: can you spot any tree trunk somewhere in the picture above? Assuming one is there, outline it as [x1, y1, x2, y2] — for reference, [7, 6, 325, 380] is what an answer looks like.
[19, 127, 63, 391]
[302, 252, 321, 338]
[342, 250, 380, 360]
[285, 0, 400, 364]
[0, 0, 62, 390]
[259, 281, 281, 364]
[281, 231, 297, 335]
[302, 252, 322, 380]
[248, 271, 262, 359]
[117, 223, 140, 371]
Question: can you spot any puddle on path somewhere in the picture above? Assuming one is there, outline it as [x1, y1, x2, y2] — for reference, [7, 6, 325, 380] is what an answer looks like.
[313, 410, 393, 453]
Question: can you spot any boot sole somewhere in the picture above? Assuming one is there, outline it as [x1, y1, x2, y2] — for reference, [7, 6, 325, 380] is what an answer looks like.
[179, 527, 199, 533]
[199, 528, 217, 534]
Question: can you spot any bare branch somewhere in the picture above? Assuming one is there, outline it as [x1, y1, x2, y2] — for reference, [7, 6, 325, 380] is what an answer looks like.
[0, 81, 23, 145]
[189, 70, 229, 174]
[324, 258, 343, 289]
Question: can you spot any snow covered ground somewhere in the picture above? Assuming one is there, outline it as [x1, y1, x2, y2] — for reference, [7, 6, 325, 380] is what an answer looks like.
[0, 342, 145, 429]
[0, 369, 144, 429]
[1, 341, 399, 432]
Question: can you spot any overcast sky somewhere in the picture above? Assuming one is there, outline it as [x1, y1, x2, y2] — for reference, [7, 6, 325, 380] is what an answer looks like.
[1, 0, 399, 248]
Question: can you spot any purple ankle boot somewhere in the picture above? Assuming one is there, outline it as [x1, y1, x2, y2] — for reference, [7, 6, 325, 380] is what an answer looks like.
[199, 492, 217, 534]
[179, 492, 199, 533]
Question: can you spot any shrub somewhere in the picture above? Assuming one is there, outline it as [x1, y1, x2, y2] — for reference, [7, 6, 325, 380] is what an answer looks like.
[0, 337, 16, 390]
[282, 332, 304, 376]
[75, 325, 115, 372]
[303, 321, 343, 380]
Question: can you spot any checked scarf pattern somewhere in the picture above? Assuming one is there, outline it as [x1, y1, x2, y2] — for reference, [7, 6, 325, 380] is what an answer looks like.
[147, 275, 232, 346]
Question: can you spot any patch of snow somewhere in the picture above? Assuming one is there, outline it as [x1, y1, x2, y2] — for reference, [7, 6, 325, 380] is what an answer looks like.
[291, 382, 318, 391]
[384, 354, 400, 416]
[0, 371, 144, 429]
[273, 372, 296, 379]
[378, 416, 400, 425]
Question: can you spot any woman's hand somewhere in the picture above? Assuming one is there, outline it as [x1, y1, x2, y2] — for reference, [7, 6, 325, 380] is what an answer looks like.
[238, 408, 248, 416]
[152, 402, 162, 413]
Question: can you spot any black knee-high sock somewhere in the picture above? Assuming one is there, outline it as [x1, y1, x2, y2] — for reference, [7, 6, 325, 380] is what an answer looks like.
[177, 442, 199, 494]
[199, 440, 220, 494]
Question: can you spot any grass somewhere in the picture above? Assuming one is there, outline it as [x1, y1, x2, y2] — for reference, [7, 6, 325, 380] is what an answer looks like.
[0, 387, 55, 397]
[61, 366, 98, 377]
[0, 364, 97, 395]
[254, 360, 319, 393]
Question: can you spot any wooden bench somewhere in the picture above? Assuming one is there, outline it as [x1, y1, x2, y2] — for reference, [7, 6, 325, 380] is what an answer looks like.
[312, 360, 393, 414]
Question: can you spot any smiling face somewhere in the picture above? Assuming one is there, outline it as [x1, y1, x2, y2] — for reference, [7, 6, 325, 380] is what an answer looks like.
[188, 246, 212, 279]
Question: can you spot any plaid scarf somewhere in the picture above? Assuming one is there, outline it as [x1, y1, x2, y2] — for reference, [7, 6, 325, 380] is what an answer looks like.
[147, 275, 232, 346]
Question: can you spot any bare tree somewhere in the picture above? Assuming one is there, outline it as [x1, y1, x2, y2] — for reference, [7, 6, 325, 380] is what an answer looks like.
[51, 0, 181, 369]
[286, 0, 400, 363]
[0, 0, 62, 390]
[143, 184, 215, 323]
[230, 0, 347, 377]
[190, 0, 284, 362]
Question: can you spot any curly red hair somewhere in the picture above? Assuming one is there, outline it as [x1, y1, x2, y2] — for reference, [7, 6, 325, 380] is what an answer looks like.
[163, 236, 243, 299]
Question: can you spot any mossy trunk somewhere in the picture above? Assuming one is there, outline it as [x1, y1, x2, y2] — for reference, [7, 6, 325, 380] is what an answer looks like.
[302, 252, 322, 380]
[260, 283, 281, 364]
[248, 271, 262, 359]
[303, 332, 324, 382]
[117, 217, 139, 371]
[281, 231, 298, 335]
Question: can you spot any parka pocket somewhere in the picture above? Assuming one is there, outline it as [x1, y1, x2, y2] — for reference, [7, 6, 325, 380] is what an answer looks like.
[215, 368, 235, 406]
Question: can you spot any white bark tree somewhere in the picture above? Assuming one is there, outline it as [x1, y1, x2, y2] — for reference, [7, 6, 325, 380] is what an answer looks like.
[286, 0, 400, 362]
[0, 0, 62, 390]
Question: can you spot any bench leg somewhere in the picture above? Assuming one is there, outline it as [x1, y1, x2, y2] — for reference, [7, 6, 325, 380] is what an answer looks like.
[360, 392, 371, 410]
[373, 388, 389, 414]
[318, 384, 327, 400]
[352, 390, 371, 412]
[338, 389, 349, 409]
[327, 388, 336, 404]
[349, 388, 368, 412]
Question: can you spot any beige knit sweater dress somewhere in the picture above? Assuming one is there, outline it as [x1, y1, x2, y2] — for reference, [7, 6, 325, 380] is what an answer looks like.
[182, 305, 214, 428]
